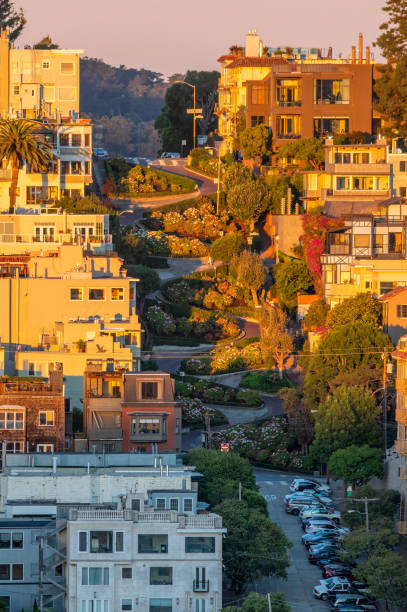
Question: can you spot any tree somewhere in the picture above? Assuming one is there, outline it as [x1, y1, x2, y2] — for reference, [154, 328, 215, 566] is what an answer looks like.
[223, 163, 252, 192]
[303, 322, 392, 408]
[231, 250, 266, 306]
[33, 35, 59, 49]
[326, 293, 382, 330]
[99, 115, 136, 155]
[344, 485, 401, 529]
[238, 124, 272, 162]
[222, 592, 290, 612]
[328, 445, 384, 488]
[214, 499, 290, 593]
[277, 387, 313, 452]
[353, 551, 407, 610]
[340, 520, 399, 563]
[264, 174, 292, 214]
[278, 138, 324, 170]
[259, 304, 293, 377]
[310, 386, 381, 463]
[303, 299, 329, 330]
[210, 233, 245, 263]
[375, 0, 407, 138]
[0, 0, 25, 42]
[274, 258, 313, 311]
[125, 265, 160, 293]
[226, 177, 269, 226]
[0, 119, 51, 213]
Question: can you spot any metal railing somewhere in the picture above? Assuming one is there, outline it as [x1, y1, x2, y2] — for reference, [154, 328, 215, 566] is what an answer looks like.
[193, 580, 210, 592]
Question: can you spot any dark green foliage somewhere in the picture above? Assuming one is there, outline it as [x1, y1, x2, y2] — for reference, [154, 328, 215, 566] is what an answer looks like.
[345, 485, 401, 529]
[188, 147, 218, 177]
[303, 299, 329, 330]
[33, 35, 58, 49]
[333, 131, 372, 144]
[278, 138, 324, 169]
[274, 258, 313, 310]
[326, 293, 382, 329]
[0, 0, 25, 41]
[328, 445, 384, 486]
[140, 359, 159, 371]
[168, 301, 191, 318]
[222, 592, 290, 612]
[353, 551, 407, 609]
[210, 233, 245, 262]
[117, 229, 152, 264]
[238, 124, 272, 161]
[57, 194, 117, 214]
[214, 499, 291, 592]
[144, 256, 169, 268]
[125, 265, 160, 293]
[241, 371, 292, 393]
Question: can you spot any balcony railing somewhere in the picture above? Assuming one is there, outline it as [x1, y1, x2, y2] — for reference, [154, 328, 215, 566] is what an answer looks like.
[394, 440, 407, 455]
[0, 381, 54, 393]
[326, 163, 390, 174]
[193, 580, 210, 592]
[68, 509, 223, 528]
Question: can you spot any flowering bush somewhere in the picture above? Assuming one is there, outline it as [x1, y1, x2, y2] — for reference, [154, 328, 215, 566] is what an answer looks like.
[182, 341, 263, 375]
[301, 214, 343, 293]
[181, 358, 211, 375]
[167, 235, 209, 257]
[146, 306, 176, 335]
[175, 379, 262, 407]
[179, 397, 227, 427]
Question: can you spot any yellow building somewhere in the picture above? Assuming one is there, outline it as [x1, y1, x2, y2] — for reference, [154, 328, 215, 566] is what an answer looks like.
[391, 337, 407, 535]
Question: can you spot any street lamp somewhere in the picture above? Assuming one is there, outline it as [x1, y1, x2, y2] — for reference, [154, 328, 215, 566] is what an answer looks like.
[173, 80, 196, 150]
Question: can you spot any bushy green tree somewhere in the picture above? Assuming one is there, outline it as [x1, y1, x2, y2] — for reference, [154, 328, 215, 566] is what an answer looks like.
[214, 499, 290, 593]
[223, 163, 252, 192]
[259, 304, 293, 376]
[375, 0, 407, 138]
[340, 520, 399, 563]
[303, 322, 391, 408]
[238, 124, 272, 161]
[353, 551, 407, 609]
[33, 35, 59, 49]
[345, 486, 401, 530]
[278, 138, 324, 169]
[210, 233, 245, 262]
[310, 386, 381, 462]
[0, 0, 25, 41]
[125, 265, 160, 293]
[274, 258, 313, 310]
[328, 445, 384, 487]
[227, 178, 269, 225]
[326, 293, 382, 330]
[231, 250, 266, 306]
[222, 592, 290, 612]
[303, 299, 329, 330]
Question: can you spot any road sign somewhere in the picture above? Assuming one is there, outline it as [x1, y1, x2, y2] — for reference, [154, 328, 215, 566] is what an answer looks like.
[181, 139, 187, 146]
[194, 115, 203, 119]
[220, 443, 229, 452]
[347, 485, 353, 497]
[186, 108, 203, 114]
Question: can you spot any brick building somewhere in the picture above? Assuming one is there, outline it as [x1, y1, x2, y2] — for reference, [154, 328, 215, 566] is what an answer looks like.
[0, 365, 65, 453]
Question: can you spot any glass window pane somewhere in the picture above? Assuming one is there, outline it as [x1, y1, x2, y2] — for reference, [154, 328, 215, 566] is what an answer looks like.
[12, 564, 23, 580]
[82, 567, 88, 585]
[116, 531, 124, 552]
[0, 533, 10, 548]
[0, 565, 9, 580]
[185, 537, 215, 553]
[12, 533, 23, 548]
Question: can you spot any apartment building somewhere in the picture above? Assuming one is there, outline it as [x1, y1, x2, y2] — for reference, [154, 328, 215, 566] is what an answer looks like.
[320, 198, 407, 306]
[0, 209, 112, 254]
[391, 338, 407, 537]
[0, 365, 65, 453]
[0, 452, 224, 612]
[217, 31, 376, 152]
[82, 367, 182, 453]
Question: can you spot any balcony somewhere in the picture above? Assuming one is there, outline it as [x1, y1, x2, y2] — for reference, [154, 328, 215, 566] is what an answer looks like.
[395, 440, 407, 455]
[326, 163, 390, 174]
[193, 580, 210, 592]
[88, 428, 122, 440]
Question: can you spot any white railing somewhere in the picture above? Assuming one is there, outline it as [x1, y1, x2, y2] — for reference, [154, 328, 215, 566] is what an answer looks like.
[182, 514, 222, 529]
[69, 509, 222, 527]
[137, 511, 177, 522]
[73, 510, 128, 521]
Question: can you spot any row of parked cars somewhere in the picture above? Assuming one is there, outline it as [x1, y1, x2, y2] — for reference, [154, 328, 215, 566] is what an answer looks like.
[285, 478, 377, 611]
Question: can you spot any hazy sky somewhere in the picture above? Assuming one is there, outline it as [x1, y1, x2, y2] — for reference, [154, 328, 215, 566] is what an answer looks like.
[17, 0, 386, 76]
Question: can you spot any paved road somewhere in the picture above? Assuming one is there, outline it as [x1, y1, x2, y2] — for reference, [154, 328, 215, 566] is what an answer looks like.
[150, 158, 217, 195]
[254, 469, 330, 611]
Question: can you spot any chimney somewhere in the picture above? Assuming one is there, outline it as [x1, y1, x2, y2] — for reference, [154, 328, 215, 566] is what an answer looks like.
[351, 46, 356, 64]
[49, 363, 63, 392]
[358, 33, 363, 64]
[366, 46, 370, 64]
[245, 30, 262, 58]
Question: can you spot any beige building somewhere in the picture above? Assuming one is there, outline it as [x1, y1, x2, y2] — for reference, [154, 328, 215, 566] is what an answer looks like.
[391, 337, 407, 536]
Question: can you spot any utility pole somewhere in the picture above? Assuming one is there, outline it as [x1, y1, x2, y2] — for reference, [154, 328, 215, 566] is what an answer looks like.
[267, 593, 272, 612]
[351, 497, 379, 555]
[204, 411, 212, 448]
[216, 146, 221, 215]
[238, 481, 242, 501]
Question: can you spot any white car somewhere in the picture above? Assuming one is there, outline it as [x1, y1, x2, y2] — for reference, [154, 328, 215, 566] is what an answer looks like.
[300, 507, 341, 522]
[290, 478, 332, 495]
[305, 520, 350, 535]
[313, 577, 353, 601]
[285, 491, 332, 506]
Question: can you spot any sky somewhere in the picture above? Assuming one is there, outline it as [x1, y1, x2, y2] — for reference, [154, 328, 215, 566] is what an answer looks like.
[17, 0, 387, 76]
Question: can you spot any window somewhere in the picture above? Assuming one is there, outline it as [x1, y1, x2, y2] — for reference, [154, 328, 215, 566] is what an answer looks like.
[0, 564, 23, 581]
[81, 601, 109, 612]
[150, 567, 173, 585]
[79, 532, 87, 552]
[276, 79, 301, 106]
[0, 565, 9, 580]
[43, 86, 55, 102]
[0, 534, 10, 549]
[111, 287, 124, 301]
[85, 161, 91, 174]
[354, 235, 370, 248]
[149, 599, 172, 612]
[12, 533, 23, 549]
[353, 176, 374, 190]
[60, 62, 74, 74]
[71, 161, 81, 175]
[250, 115, 264, 127]
[42, 61, 50, 69]
[37, 444, 54, 452]
[81, 567, 109, 585]
[70, 287, 83, 301]
[313, 117, 349, 137]
[397, 305, 407, 318]
[6, 442, 24, 453]
[314, 79, 350, 104]
[251, 85, 268, 105]
[142, 382, 158, 399]
[89, 288, 105, 301]
[400, 161, 407, 172]
[60, 134, 69, 147]
[116, 531, 124, 552]
[59, 87, 75, 101]
[137, 418, 160, 435]
[376, 176, 389, 190]
[138, 534, 168, 553]
[122, 601, 133, 612]
[336, 176, 351, 190]
[72, 134, 82, 147]
[39, 411, 55, 426]
[195, 601, 206, 612]
[276, 115, 301, 139]
[170, 498, 179, 511]
[380, 282, 394, 295]
[13, 85, 19, 95]
[156, 498, 166, 510]
[90, 531, 113, 553]
[0, 411, 24, 430]
[183, 498, 193, 512]
[85, 133, 90, 147]
[185, 537, 215, 553]
[122, 567, 132, 579]
[400, 187, 407, 198]
[27, 186, 57, 204]
[0, 597, 9, 612]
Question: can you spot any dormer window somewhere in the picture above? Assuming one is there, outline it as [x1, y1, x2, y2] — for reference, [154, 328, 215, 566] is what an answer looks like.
[142, 382, 158, 399]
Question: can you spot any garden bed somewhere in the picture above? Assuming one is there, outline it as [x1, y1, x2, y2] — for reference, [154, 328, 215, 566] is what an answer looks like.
[240, 370, 293, 393]
[179, 397, 228, 428]
[175, 376, 262, 407]
[181, 341, 263, 375]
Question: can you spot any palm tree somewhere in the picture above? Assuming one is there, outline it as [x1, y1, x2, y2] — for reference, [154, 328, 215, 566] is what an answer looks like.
[0, 119, 52, 212]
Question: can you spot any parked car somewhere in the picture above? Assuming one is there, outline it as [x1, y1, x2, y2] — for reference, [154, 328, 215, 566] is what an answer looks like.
[300, 507, 341, 528]
[290, 478, 332, 494]
[330, 595, 376, 609]
[330, 605, 375, 612]
[285, 491, 332, 505]
[93, 147, 108, 158]
[160, 152, 180, 159]
[285, 496, 323, 515]
[316, 556, 342, 568]
[305, 519, 349, 534]
[308, 545, 339, 564]
[302, 530, 342, 548]
[322, 563, 354, 579]
[313, 577, 356, 601]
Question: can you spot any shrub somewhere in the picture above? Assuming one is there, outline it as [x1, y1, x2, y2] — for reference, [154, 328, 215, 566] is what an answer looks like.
[141, 359, 159, 371]
[188, 148, 219, 177]
[57, 194, 118, 214]
[146, 306, 176, 335]
[236, 390, 262, 406]
[122, 165, 196, 195]
[125, 265, 160, 293]
[169, 302, 192, 318]
[210, 232, 245, 263]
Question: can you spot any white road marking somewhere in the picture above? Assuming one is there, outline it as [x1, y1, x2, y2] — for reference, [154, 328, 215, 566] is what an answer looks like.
[264, 480, 274, 485]
[280, 480, 289, 486]
[264, 494, 277, 501]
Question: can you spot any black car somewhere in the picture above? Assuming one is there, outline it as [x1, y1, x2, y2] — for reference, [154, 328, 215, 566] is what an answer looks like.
[323, 563, 355, 579]
[309, 547, 339, 564]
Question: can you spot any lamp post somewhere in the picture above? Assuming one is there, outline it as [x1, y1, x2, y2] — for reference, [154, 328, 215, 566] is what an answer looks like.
[174, 80, 196, 150]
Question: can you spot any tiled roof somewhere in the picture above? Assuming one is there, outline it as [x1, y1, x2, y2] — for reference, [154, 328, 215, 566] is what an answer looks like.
[379, 286, 407, 301]
[217, 54, 238, 62]
[226, 57, 290, 69]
